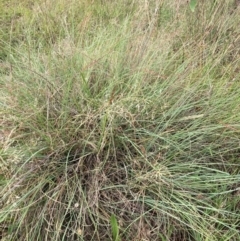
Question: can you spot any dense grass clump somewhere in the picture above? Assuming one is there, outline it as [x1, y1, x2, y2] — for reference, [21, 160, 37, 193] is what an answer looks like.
[1, 0, 240, 240]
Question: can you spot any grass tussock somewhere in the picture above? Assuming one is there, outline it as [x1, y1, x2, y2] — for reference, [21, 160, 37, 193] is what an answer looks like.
[1, 0, 240, 240]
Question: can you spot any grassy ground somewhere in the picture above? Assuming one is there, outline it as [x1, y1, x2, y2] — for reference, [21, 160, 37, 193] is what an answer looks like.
[1, 0, 240, 240]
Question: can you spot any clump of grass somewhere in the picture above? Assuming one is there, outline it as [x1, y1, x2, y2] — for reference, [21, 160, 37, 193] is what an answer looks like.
[1, 0, 240, 240]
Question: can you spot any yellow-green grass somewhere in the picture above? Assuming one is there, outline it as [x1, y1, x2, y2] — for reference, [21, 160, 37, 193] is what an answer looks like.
[1, 0, 240, 240]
